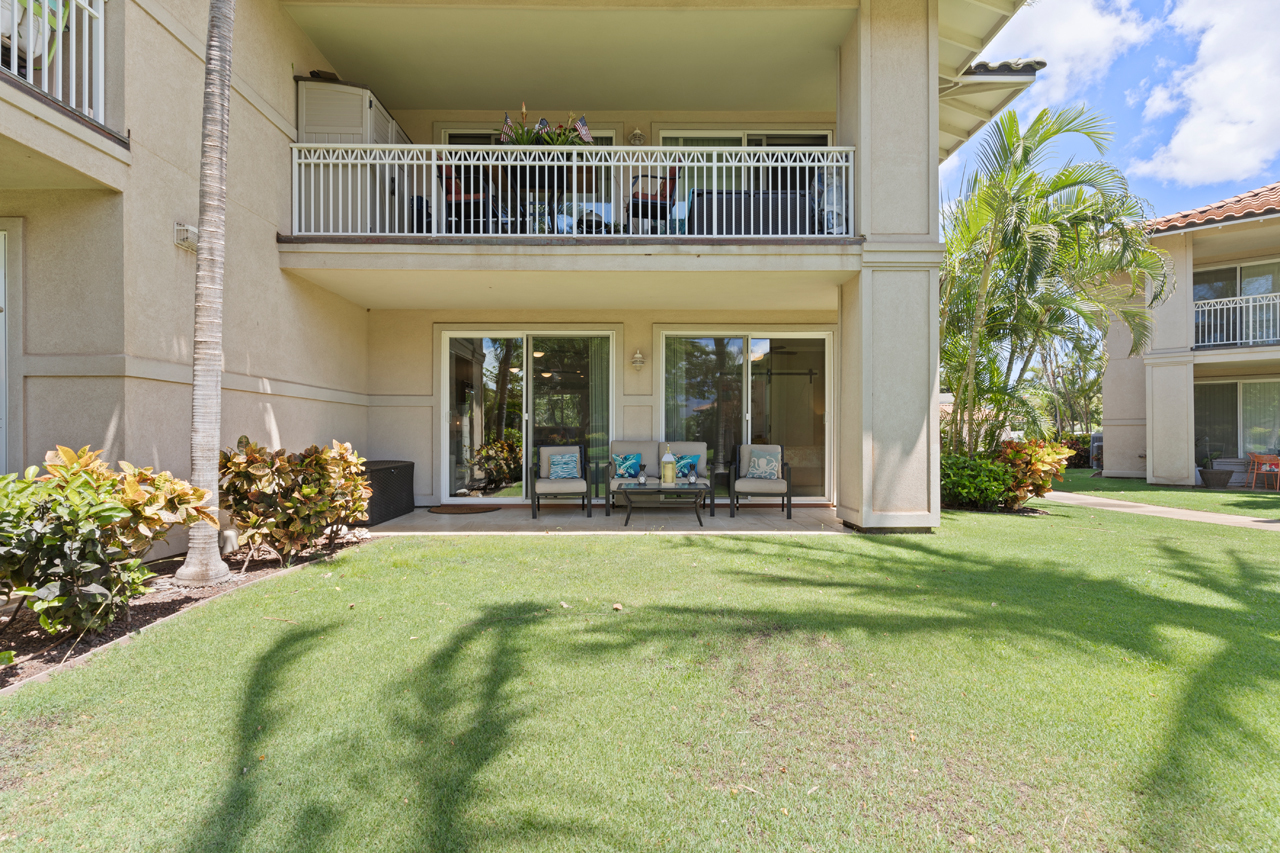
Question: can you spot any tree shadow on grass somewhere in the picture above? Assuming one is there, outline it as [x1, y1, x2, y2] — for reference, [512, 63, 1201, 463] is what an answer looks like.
[623, 533, 1279, 851]
[176, 530, 1277, 853]
[387, 601, 644, 853]
[179, 623, 339, 853]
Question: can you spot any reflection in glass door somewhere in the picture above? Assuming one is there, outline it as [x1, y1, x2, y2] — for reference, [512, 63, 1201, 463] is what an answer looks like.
[530, 336, 611, 470]
[448, 337, 524, 499]
[749, 338, 827, 497]
[664, 337, 744, 473]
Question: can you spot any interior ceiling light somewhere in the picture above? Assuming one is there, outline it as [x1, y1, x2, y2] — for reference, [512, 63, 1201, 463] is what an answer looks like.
[541, 372, 552, 378]
[533, 351, 545, 358]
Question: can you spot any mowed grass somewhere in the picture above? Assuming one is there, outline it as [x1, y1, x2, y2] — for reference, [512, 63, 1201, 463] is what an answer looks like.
[1055, 468, 1280, 518]
[2, 504, 1278, 853]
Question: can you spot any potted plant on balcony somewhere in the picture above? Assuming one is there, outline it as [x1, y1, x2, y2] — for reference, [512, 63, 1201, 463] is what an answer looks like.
[497, 105, 598, 192]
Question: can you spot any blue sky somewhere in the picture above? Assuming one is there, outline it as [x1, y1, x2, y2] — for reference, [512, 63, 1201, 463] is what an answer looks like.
[943, 0, 1280, 219]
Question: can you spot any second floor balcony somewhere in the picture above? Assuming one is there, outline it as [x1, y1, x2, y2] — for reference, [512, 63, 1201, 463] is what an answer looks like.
[2, 0, 105, 124]
[1195, 292, 1280, 349]
[291, 143, 856, 242]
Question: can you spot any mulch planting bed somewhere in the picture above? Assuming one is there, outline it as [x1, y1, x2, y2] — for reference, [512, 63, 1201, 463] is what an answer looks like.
[0, 530, 371, 690]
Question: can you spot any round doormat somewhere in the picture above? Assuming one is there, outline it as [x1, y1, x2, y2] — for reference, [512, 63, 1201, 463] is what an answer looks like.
[428, 505, 502, 515]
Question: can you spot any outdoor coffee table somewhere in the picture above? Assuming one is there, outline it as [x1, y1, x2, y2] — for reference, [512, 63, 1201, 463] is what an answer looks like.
[617, 482, 711, 527]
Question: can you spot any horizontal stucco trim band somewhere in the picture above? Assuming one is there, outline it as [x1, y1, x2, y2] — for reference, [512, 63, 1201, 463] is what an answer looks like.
[131, 0, 298, 142]
[1101, 418, 1145, 427]
[19, 354, 371, 407]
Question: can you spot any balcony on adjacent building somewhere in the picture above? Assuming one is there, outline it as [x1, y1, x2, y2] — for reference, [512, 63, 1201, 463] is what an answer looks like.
[291, 143, 855, 241]
[2, 0, 105, 124]
[1194, 293, 1280, 349]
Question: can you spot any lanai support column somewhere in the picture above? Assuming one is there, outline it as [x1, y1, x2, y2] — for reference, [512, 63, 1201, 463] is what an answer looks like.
[835, 0, 942, 531]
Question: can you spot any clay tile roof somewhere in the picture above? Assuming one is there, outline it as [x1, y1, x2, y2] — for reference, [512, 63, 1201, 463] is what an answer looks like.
[965, 59, 1047, 75]
[1148, 180, 1280, 234]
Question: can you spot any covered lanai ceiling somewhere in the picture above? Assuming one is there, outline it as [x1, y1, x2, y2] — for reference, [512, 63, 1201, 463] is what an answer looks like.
[280, 0, 1037, 155]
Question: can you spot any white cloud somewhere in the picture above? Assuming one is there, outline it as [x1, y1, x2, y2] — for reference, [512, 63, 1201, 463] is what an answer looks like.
[1129, 0, 1280, 185]
[981, 0, 1154, 113]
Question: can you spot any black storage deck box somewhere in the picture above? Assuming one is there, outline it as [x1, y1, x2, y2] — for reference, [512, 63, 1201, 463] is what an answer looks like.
[359, 460, 416, 526]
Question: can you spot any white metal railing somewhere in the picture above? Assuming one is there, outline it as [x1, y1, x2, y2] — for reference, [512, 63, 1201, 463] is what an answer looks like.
[1195, 293, 1280, 348]
[2, 0, 104, 123]
[291, 144, 855, 239]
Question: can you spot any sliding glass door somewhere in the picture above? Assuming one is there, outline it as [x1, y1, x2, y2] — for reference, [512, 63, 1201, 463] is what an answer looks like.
[664, 333, 829, 498]
[530, 336, 611, 471]
[446, 333, 611, 501]
[447, 337, 525, 499]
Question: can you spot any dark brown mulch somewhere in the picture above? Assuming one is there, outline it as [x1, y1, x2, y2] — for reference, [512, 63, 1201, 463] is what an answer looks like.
[0, 530, 371, 690]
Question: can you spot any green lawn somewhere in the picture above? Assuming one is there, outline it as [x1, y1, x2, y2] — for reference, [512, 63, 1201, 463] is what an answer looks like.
[1055, 468, 1280, 518]
[2, 506, 1278, 852]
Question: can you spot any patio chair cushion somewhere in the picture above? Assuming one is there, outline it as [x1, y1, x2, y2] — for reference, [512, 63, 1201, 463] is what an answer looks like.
[664, 442, 710, 477]
[549, 453, 579, 479]
[539, 446, 581, 478]
[674, 454, 700, 478]
[611, 453, 641, 478]
[745, 447, 782, 480]
[535, 478, 587, 495]
[609, 441, 659, 474]
[734, 477, 788, 495]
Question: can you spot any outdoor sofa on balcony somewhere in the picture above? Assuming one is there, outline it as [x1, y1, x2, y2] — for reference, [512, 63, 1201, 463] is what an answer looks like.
[600, 441, 712, 516]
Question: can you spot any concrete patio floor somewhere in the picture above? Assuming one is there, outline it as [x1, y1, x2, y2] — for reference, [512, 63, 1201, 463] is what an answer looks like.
[370, 503, 850, 536]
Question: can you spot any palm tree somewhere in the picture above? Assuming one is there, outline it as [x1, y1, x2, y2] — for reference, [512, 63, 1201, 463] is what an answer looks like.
[174, 0, 237, 586]
[942, 106, 1170, 456]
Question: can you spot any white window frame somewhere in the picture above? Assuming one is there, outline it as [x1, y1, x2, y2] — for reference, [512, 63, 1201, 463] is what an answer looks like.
[657, 129, 834, 146]
[439, 329, 616, 503]
[658, 329, 834, 504]
[1193, 255, 1280, 301]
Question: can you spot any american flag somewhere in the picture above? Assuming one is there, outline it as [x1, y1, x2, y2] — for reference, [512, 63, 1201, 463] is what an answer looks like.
[574, 115, 593, 143]
[535, 118, 551, 136]
[500, 113, 516, 144]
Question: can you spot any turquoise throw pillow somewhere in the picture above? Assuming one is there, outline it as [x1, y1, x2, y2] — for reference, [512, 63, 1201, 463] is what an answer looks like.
[745, 449, 780, 480]
[675, 454, 700, 477]
[612, 453, 641, 478]
[548, 453, 579, 480]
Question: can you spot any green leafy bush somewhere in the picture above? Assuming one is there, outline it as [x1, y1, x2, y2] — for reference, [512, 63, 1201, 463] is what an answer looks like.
[996, 440, 1075, 510]
[469, 440, 522, 488]
[219, 437, 371, 565]
[940, 454, 1013, 512]
[1057, 433, 1094, 469]
[0, 447, 215, 635]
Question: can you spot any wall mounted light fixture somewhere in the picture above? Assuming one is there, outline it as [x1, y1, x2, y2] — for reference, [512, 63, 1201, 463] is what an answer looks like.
[628, 128, 647, 146]
[632, 349, 646, 371]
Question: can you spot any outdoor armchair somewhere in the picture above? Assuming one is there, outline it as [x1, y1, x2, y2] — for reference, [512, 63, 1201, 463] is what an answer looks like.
[729, 444, 792, 519]
[530, 445, 591, 519]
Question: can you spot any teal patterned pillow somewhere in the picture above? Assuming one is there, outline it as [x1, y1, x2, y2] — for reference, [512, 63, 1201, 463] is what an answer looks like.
[548, 453, 579, 479]
[611, 453, 641, 478]
[745, 449, 781, 479]
[675, 454, 700, 477]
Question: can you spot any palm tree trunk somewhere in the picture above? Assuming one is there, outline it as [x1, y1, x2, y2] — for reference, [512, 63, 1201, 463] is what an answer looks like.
[175, 0, 237, 586]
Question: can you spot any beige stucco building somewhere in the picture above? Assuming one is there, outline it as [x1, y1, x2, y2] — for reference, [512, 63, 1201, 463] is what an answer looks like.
[1102, 182, 1280, 485]
[2, 0, 1041, 540]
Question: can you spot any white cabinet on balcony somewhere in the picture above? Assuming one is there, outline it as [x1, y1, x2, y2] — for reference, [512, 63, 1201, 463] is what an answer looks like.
[297, 78, 409, 145]
[296, 78, 413, 234]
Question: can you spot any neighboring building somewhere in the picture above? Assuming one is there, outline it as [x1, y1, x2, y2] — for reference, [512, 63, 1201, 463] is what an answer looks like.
[1102, 181, 1280, 484]
[2, 0, 1041, 540]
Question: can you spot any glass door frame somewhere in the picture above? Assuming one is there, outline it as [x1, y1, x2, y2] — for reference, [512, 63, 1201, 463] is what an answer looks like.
[658, 329, 834, 503]
[440, 329, 616, 504]
[1195, 377, 1280, 458]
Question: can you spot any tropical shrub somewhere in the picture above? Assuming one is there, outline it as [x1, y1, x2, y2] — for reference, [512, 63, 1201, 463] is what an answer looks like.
[219, 437, 371, 565]
[940, 454, 1014, 512]
[1056, 433, 1094, 469]
[996, 439, 1075, 510]
[0, 447, 215, 634]
[470, 439, 522, 488]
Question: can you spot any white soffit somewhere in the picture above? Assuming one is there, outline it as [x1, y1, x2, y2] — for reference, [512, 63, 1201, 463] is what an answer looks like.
[937, 0, 1038, 162]
[278, 6, 856, 112]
